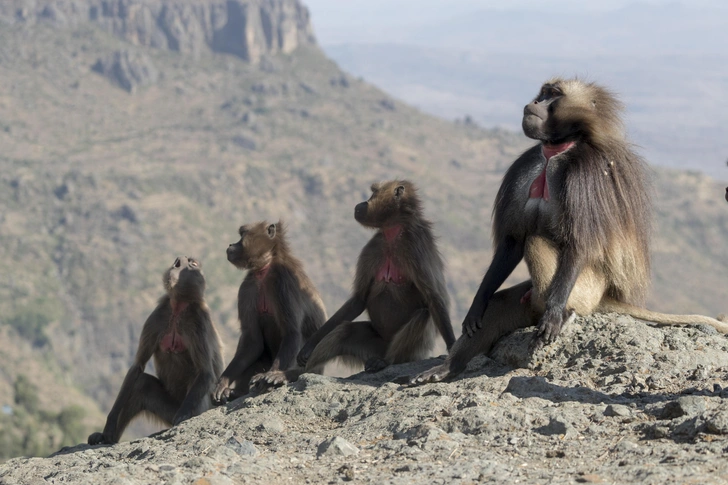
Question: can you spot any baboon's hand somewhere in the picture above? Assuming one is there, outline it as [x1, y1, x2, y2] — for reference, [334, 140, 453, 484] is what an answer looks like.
[87, 432, 114, 446]
[251, 370, 288, 391]
[409, 363, 450, 385]
[364, 357, 389, 373]
[213, 377, 232, 404]
[530, 308, 572, 352]
[461, 310, 482, 338]
[297, 343, 313, 368]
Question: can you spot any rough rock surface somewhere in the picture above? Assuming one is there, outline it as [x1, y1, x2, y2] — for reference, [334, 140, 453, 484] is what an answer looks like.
[1, 0, 316, 63]
[4, 314, 728, 484]
[92, 49, 158, 92]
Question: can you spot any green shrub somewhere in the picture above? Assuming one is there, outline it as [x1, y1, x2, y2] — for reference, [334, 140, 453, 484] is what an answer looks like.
[5, 311, 50, 348]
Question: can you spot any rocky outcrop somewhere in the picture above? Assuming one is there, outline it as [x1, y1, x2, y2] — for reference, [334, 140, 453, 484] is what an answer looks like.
[3, 314, 728, 483]
[1, 0, 316, 63]
[92, 49, 158, 92]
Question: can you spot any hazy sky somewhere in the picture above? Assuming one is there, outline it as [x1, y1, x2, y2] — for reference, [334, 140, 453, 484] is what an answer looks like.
[305, 0, 727, 45]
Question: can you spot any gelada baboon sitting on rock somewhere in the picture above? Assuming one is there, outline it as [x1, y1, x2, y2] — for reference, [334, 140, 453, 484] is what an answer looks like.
[297, 180, 456, 373]
[89, 256, 223, 445]
[412, 78, 728, 385]
[213, 221, 327, 403]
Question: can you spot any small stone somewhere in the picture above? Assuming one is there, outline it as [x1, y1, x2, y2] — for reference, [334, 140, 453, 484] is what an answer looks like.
[651, 425, 671, 439]
[534, 417, 576, 438]
[615, 440, 639, 452]
[661, 401, 685, 419]
[545, 450, 566, 458]
[705, 408, 728, 435]
[661, 396, 706, 419]
[604, 404, 631, 417]
[338, 464, 355, 481]
[257, 416, 285, 434]
[225, 437, 258, 457]
[317, 437, 360, 458]
[677, 396, 706, 416]
[690, 365, 711, 381]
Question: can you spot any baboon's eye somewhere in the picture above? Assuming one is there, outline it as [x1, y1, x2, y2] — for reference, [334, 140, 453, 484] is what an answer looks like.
[173, 258, 181, 268]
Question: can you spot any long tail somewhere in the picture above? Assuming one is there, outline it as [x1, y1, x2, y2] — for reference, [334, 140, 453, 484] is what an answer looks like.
[598, 298, 728, 334]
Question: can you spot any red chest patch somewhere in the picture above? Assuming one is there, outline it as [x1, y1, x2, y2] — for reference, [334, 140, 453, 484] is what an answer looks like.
[160, 300, 189, 353]
[529, 167, 550, 201]
[376, 225, 407, 284]
[529, 142, 575, 201]
[376, 256, 407, 284]
[160, 332, 186, 353]
[255, 265, 272, 314]
[257, 292, 271, 314]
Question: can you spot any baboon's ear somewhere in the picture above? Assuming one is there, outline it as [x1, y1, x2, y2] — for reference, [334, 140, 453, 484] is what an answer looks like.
[267, 223, 277, 238]
[395, 185, 405, 198]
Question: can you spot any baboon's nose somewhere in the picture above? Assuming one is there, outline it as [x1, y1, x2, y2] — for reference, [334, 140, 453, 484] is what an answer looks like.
[354, 202, 368, 221]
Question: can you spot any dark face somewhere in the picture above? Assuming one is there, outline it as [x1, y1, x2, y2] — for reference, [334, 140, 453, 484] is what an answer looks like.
[227, 223, 276, 270]
[522, 83, 575, 143]
[725, 187, 728, 203]
[355, 182, 407, 228]
[163, 256, 205, 299]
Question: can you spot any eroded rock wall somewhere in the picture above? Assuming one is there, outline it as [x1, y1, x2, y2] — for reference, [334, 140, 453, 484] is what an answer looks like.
[1, 0, 316, 63]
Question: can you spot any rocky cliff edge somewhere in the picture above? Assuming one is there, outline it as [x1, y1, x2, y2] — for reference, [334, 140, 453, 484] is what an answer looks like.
[3, 314, 728, 484]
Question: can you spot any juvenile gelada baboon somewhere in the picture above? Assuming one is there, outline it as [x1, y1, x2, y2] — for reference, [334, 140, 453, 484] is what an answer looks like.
[213, 221, 326, 403]
[297, 180, 456, 372]
[412, 78, 728, 384]
[88, 256, 223, 445]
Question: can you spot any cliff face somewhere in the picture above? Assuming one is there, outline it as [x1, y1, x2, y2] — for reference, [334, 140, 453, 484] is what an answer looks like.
[1, 0, 316, 63]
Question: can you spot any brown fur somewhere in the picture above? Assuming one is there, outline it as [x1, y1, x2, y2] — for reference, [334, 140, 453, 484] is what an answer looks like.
[411, 78, 728, 385]
[297, 180, 455, 373]
[213, 221, 326, 402]
[88, 256, 224, 445]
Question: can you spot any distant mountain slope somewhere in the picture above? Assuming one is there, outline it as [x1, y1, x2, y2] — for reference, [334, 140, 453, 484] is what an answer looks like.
[0, 0, 726, 460]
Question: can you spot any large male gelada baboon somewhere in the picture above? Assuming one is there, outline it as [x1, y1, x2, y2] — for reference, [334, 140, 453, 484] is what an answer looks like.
[88, 256, 223, 445]
[297, 180, 456, 372]
[412, 78, 728, 384]
[213, 221, 326, 403]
